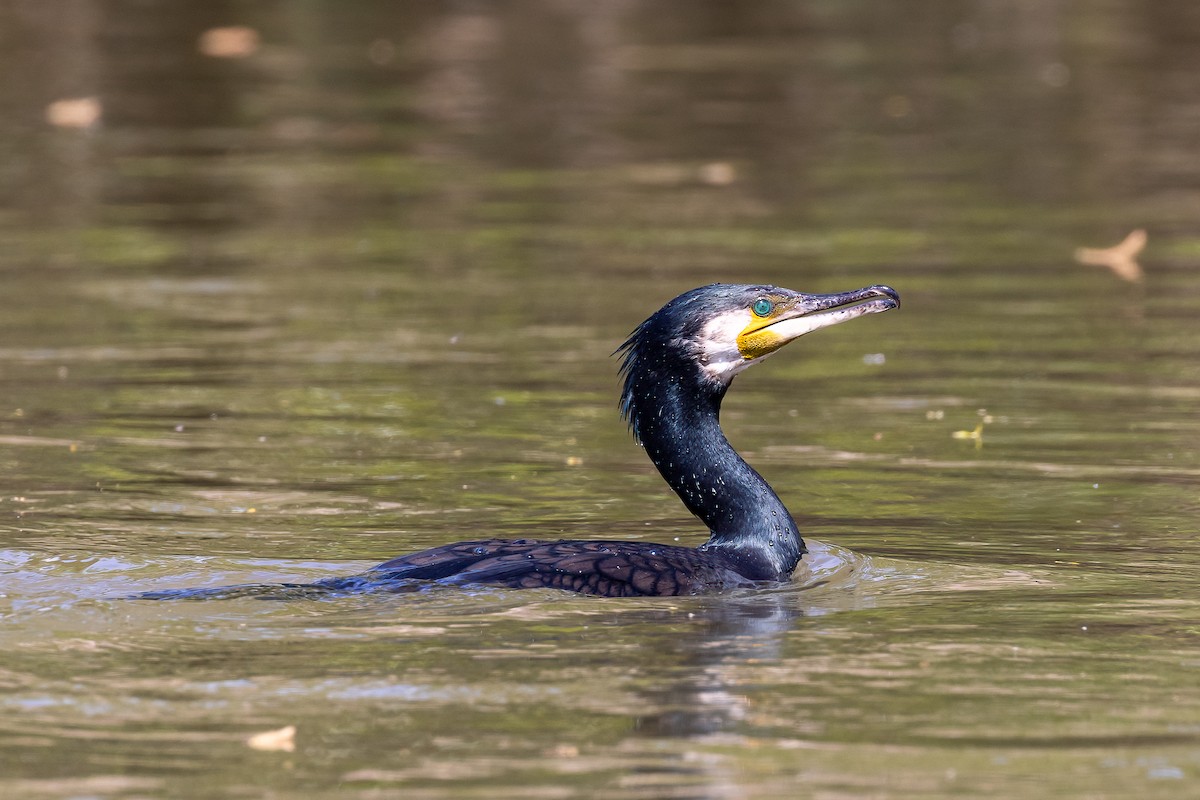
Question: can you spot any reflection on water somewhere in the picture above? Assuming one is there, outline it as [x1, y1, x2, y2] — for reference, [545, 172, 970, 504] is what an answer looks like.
[3, 1, 1200, 798]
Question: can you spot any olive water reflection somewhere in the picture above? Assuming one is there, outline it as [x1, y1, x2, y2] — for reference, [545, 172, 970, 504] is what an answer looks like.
[3, 1, 1200, 798]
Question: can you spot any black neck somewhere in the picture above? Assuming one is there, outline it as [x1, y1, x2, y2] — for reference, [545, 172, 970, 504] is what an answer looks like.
[624, 364, 806, 582]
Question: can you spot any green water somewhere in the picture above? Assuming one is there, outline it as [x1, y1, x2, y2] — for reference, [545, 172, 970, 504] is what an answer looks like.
[2, 2, 1200, 797]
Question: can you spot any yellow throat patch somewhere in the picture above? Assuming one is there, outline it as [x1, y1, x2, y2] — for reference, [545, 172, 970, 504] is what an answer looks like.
[735, 296, 797, 360]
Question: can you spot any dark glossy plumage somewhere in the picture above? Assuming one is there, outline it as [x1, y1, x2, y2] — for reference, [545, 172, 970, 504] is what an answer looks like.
[343, 539, 754, 596]
[139, 282, 897, 600]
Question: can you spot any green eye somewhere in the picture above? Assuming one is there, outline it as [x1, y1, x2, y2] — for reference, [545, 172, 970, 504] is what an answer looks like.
[752, 299, 773, 317]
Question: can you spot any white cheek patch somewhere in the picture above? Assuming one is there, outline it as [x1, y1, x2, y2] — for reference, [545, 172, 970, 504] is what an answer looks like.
[695, 309, 755, 384]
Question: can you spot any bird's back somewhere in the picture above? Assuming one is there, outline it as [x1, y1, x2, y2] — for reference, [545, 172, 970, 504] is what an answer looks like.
[354, 538, 754, 596]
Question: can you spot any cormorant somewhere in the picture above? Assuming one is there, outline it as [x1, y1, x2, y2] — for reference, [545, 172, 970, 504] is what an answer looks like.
[142, 283, 898, 599]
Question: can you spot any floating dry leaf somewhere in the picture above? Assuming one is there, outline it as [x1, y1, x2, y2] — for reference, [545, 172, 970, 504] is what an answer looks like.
[45, 97, 101, 129]
[698, 161, 736, 185]
[198, 26, 260, 59]
[951, 423, 984, 449]
[1074, 229, 1146, 282]
[246, 725, 296, 752]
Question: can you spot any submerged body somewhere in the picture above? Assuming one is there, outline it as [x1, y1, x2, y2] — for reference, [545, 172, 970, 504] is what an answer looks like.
[318, 539, 756, 597]
[142, 282, 898, 600]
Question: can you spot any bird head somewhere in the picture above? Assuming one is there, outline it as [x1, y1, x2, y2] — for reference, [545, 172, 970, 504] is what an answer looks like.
[617, 282, 899, 436]
[620, 281, 898, 380]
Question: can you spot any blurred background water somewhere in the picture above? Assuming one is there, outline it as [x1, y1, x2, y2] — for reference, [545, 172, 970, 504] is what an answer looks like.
[2, 1, 1200, 797]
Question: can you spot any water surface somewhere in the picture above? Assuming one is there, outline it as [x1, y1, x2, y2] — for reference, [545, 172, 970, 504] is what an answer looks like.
[2, 2, 1200, 798]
